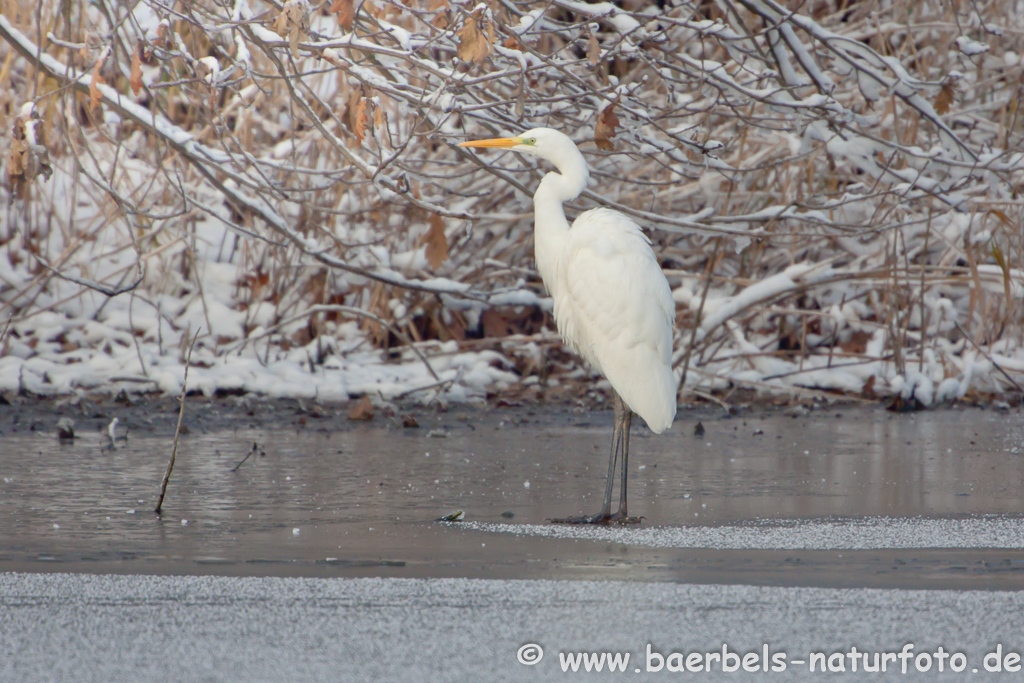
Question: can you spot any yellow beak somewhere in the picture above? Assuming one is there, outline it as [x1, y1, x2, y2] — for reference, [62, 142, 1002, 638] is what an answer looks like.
[457, 137, 521, 149]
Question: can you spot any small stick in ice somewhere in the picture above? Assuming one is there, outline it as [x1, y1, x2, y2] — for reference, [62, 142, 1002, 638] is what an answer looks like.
[231, 442, 260, 472]
[155, 330, 200, 515]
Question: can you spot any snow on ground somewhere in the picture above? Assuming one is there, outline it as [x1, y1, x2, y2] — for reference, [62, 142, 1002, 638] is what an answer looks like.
[0, 162, 1021, 405]
[0, 167, 516, 403]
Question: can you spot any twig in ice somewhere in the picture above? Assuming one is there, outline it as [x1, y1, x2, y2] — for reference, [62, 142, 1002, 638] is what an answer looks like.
[231, 442, 261, 472]
[155, 329, 200, 515]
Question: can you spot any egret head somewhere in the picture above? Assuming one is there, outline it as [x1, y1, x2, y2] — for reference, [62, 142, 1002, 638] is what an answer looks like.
[458, 127, 588, 196]
[458, 127, 582, 167]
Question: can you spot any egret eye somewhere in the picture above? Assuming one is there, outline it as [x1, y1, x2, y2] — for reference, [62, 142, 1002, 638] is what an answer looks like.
[524, 138, 537, 145]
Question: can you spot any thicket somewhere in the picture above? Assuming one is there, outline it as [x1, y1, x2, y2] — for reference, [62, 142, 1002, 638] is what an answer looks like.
[1, 0, 1022, 405]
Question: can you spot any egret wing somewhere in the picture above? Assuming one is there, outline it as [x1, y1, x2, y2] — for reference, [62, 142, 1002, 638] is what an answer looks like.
[555, 208, 677, 432]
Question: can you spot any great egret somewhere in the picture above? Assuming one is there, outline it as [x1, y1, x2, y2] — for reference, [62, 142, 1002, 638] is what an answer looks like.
[459, 128, 677, 524]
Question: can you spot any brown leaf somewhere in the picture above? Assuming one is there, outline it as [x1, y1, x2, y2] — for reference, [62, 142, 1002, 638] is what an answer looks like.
[348, 395, 374, 421]
[6, 136, 27, 182]
[274, 1, 309, 58]
[355, 97, 369, 139]
[273, 8, 290, 38]
[6, 115, 52, 194]
[424, 214, 448, 269]
[330, 0, 356, 30]
[587, 32, 600, 65]
[429, 0, 449, 28]
[153, 22, 169, 51]
[130, 48, 144, 96]
[456, 10, 492, 63]
[594, 103, 619, 151]
[89, 54, 107, 111]
[934, 83, 954, 115]
[347, 88, 369, 144]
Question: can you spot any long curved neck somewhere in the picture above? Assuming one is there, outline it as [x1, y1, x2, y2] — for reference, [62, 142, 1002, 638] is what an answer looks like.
[532, 152, 589, 290]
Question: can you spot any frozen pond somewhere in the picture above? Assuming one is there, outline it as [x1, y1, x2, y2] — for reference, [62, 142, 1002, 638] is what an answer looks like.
[3, 399, 1024, 681]
[1, 399, 1023, 588]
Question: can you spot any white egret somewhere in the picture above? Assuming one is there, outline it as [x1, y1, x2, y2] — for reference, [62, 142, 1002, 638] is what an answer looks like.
[459, 128, 676, 524]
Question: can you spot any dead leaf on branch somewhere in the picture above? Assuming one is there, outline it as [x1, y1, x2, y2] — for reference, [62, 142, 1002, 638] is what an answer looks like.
[364, 2, 384, 19]
[429, 0, 449, 29]
[130, 47, 144, 96]
[594, 102, 619, 151]
[346, 87, 370, 144]
[152, 21, 170, 53]
[272, 6, 289, 34]
[89, 52, 107, 111]
[456, 9, 494, 63]
[373, 101, 388, 147]
[424, 214, 448, 269]
[587, 32, 601, 65]
[273, 0, 310, 59]
[7, 137, 28, 179]
[6, 112, 53, 198]
[934, 82, 955, 115]
[6, 135, 31, 201]
[353, 98, 369, 142]
[330, 0, 356, 31]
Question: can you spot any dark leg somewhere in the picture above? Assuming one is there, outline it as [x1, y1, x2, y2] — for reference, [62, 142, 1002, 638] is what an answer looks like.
[610, 394, 638, 523]
[592, 394, 625, 520]
[549, 391, 641, 525]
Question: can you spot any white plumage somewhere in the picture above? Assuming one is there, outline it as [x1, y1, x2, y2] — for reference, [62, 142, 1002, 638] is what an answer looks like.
[459, 127, 677, 523]
[553, 207, 676, 433]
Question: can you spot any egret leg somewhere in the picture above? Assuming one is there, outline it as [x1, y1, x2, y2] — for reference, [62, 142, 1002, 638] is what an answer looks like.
[608, 393, 641, 524]
[549, 391, 641, 525]
[592, 397, 624, 520]
[610, 394, 638, 523]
